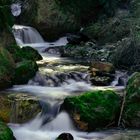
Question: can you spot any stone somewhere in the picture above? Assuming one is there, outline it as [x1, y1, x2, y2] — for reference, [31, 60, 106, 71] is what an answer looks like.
[123, 72, 140, 128]
[0, 93, 41, 123]
[56, 133, 74, 140]
[63, 90, 120, 131]
[13, 60, 38, 85]
[21, 46, 43, 61]
[89, 62, 115, 86]
[90, 62, 115, 74]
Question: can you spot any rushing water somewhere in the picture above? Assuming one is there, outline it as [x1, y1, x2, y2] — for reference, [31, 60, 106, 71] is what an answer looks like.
[9, 25, 139, 140]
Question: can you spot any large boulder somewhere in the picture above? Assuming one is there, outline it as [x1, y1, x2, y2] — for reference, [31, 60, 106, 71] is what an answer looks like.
[7, 45, 42, 62]
[123, 72, 140, 128]
[13, 60, 38, 85]
[0, 93, 41, 123]
[21, 46, 43, 61]
[63, 90, 120, 131]
[0, 47, 15, 90]
[0, 121, 15, 140]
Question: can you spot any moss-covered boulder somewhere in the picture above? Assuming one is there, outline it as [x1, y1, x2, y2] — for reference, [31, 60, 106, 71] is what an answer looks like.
[126, 72, 140, 102]
[21, 46, 42, 61]
[7, 45, 42, 62]
[0, 93, 41, 123]
[123, 72, 140, 128]
[0, 121, 15, 140]
[6, 45, 23, 63]
[0, 47, 15, 90]
[63, 90, 120, 131]
[13, 60, 38, 84]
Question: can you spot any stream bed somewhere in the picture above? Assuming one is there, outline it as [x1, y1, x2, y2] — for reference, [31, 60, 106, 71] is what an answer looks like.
[5, 25, 140, 140]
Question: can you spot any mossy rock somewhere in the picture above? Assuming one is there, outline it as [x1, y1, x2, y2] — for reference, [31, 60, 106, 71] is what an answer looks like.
[0, 121, 15, 140]
[0, 47, 15, 90]
[0, 96, 11, 123]
[123, 72, 140, 128]
[126, 72, 140, 102]
[21, 46, 43, 61]
[124, 103, 140, 128]
[63, 90, 120, 131]
[0, 93, 41, 124]
[13, 60, 38, 84]
[7, 45, 42, 62]
[7, 45, 23, 62]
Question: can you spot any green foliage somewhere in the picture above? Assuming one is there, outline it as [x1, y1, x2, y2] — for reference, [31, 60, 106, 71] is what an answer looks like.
[0, 0, 14, 31]
[64, 90, 120, 130]
[55, 0, 121, 24]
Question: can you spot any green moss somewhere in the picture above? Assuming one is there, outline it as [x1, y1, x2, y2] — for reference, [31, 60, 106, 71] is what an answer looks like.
[6, 45, 23, 62]
[126, 72, 140, 102]
[0, 47, 15, 90]
[64, 90, 120, 130]
[13, 60, 38, 84]
[7, 45, 42, 62]
[0, 121, 14, 140]
[21, 46, 43, 61]
[124, 103, 140, 128]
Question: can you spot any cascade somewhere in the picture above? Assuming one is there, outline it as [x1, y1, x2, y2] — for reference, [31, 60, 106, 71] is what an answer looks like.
[9, 25, 130, 140]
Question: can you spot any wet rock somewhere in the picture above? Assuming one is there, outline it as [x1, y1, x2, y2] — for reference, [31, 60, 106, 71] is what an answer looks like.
[0, 47, 15, 90]
[63, 90, 120, 131]
[123, 72, 140, 128]
[0, 121, 15, 140]
[90, 62, 115, 74]
[13, 60, 38, 85]
[0, 93, 41, 123]
[56, 133, 74, 140]
[89, 62, 115, 86]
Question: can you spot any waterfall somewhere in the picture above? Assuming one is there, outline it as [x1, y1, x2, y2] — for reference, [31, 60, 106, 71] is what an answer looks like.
[12, 25, 45, 45]
[12, 25, 68, 50]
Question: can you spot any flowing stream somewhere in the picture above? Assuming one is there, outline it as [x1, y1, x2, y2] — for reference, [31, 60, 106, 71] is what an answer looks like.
[8, 25, 139, 140]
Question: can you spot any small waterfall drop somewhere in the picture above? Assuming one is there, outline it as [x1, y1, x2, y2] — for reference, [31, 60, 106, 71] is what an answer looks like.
[13, 25, 45, 45]
[12, 25, 68, 50]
